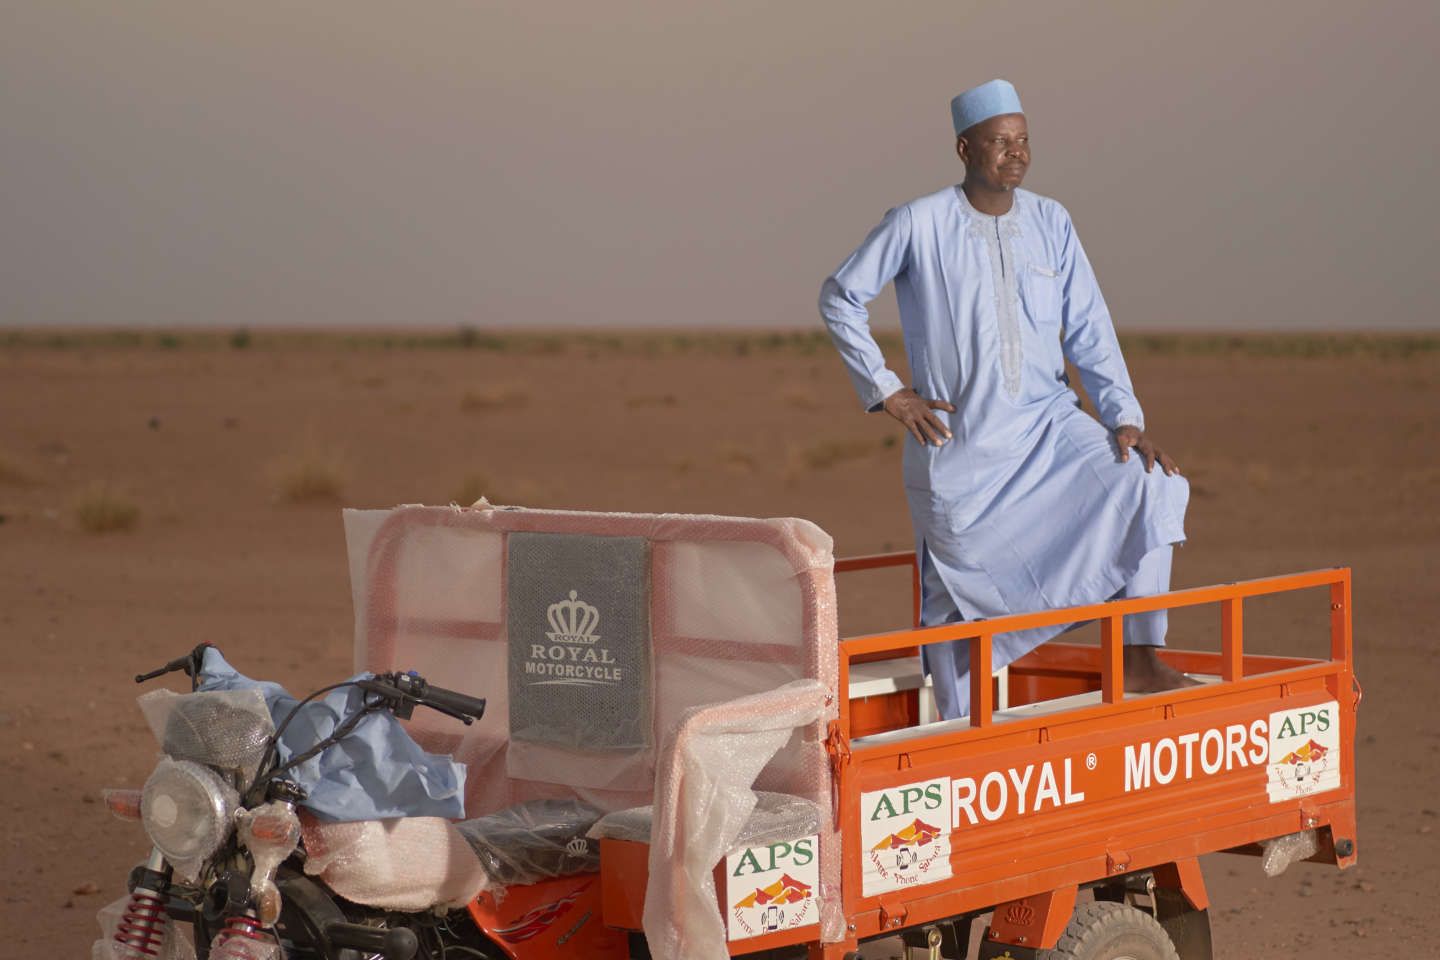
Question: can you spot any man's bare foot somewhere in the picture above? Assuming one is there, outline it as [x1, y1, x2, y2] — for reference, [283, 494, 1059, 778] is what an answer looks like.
[1123, 645, 1202, 694]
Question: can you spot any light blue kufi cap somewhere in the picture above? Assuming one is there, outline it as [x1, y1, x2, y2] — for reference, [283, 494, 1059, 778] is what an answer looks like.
[950, 79, 1023, 136]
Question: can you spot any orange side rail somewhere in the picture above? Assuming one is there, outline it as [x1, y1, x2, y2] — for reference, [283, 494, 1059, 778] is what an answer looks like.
[835, 566, 1352, 737]
[834, 550, 922, 628]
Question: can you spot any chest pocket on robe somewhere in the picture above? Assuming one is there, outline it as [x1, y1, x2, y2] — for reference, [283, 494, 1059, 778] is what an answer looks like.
[1019, 262, 1063, 329]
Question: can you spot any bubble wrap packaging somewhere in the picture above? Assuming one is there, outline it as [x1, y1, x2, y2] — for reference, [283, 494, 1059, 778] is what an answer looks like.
[91, 894, 195, 960]
[140, 758, 240, 881]
[643, 680, 828, 960]
[1260, 828, 1320, 877]
[239, 802, 302, 924]
[208, 934, 280, 960]
[299, 812, 491, 911]
[137, 687, 274, 781]
[456, 798, 604, 886]
[344, 505, 841, 940]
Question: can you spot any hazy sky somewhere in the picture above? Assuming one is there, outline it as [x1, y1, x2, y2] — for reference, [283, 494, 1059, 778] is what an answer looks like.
[3, 1, 1437, 330]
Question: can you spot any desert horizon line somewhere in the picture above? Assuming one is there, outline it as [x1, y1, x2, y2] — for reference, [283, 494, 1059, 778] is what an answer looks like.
[5, 323, 1438, 337]
[6, 326, 1437, 360]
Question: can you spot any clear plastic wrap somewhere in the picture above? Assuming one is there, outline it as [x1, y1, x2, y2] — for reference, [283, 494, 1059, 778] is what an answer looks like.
[590, 790, 820, 847]
[299, 812, 491, 911]
[238, 802, 302, 924]
[91, 894, 195, 960]
[140, 758, 240, 880]
[208, 934, 280, 960]
[456, 798, 604, 886]
[643, 680, 829, 960]
[1260, 829, 1319, 877]
[137, 688, 274, 781]
[101, 787, 143, 822]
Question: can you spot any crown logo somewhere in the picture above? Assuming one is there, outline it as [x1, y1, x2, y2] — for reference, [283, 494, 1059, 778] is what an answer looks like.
[546, 590, 601, 645]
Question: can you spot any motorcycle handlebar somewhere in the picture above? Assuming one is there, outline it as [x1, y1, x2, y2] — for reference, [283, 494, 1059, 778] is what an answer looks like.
[417, 682, 487, 721]
[134, 643, 214, 684]
[324, 921, 418, 960]
[362, 672, 486, 724]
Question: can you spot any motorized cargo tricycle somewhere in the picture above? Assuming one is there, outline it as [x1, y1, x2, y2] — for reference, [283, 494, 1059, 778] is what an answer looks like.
[94, 503, 1359, 960]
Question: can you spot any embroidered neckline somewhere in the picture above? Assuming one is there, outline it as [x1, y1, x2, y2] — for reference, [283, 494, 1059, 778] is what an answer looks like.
[953, 184, 1021, 223]
[957, 187, 1024, 397]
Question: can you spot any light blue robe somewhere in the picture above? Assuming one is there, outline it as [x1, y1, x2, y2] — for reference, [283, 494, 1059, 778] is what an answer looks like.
[820, 185, 1189, 719]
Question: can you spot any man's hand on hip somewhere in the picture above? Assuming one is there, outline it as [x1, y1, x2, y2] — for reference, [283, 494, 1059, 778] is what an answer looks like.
[1114, 426, 1180, 476]
[883, 388, 956, 446]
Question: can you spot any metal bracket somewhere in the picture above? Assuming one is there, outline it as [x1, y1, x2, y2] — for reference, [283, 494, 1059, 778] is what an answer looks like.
[986, 886, 1078, 951]
[1106, 846, 1132, 875]
[824, 719, 851, 830]
[878, 898, 909, 931]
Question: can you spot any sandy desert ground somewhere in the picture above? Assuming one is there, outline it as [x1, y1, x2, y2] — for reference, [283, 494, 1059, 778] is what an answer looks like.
[1, 330, 1436, 957]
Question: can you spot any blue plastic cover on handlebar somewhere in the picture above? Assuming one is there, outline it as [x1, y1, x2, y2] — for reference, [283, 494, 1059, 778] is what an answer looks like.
[198, 648, 467, 822]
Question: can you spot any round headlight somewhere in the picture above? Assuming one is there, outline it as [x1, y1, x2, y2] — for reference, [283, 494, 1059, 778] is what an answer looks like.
[141, 758, 238, 864]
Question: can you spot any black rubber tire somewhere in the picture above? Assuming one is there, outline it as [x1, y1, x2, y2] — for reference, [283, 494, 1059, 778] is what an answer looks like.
[1038, 901, 1180, 960]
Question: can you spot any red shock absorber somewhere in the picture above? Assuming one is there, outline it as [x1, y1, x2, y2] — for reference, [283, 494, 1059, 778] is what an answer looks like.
[111, 890, 168, 957]
[210, 915, 274, 960]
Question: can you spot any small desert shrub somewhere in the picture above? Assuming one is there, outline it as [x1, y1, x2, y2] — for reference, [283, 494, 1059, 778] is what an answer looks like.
[73, 484, 140, 533]
[719, 444, 758, 472]
[0, 452, 36, 486]
[268, 449, 348, 504]
[625, 393, 678, 409]
[781, 437, 880, 483]
[780, 386, 820, 411]
[452, 472, 491, 506]
[795, 437, 876, 470]
[1244, 463, 1273, 490]
[1117, 333, 1440, 359]
[451, 473, 546, 507]
[455, 326, 508, 350]
[460, 385, 529, 412]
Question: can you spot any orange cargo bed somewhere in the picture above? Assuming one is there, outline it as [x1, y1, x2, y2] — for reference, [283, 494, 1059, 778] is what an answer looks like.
[823, 559, 1358, 958]
[600, 560, 1358, 959]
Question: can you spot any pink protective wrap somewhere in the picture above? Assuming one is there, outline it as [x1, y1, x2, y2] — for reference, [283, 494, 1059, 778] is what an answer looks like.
[299, 812, 491, 911]
[343, 504, 843, 940]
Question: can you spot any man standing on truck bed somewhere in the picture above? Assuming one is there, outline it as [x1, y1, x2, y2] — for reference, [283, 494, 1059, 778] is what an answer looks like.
[819, 79, 1195, 720]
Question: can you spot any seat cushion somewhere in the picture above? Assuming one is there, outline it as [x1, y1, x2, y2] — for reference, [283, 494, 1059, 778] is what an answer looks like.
[587, 791, 820, 847]
[455, 798, 604, 886]
[299, 813, 489, 911]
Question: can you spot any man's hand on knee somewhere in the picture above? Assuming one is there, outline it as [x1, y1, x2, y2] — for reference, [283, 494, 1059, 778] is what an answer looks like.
[1114, 425, 1180, 476]
[883, 388, 956, 446]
